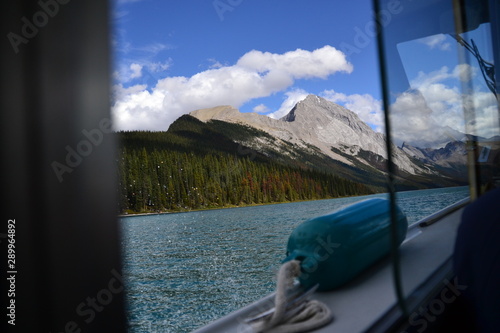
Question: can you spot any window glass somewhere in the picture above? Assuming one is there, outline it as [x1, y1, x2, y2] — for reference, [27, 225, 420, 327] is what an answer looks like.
[376, 0, 499, 317]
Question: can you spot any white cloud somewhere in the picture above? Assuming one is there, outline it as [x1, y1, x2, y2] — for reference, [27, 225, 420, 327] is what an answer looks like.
[390, 90, 444, 147]
[467, 92, 500, 139]
[112, 87, 171, 131]
[411, 64, 476, 88]
[113, 64, 141, 83]
[253, 104, 269, 113]
[129, 63, 143, 79]
[321, 90, 384, 132]
[237, 46, 353, 80]
[145, 60, 172, 73]
[113, 59, 172, 85]
[389, 64, 498, 147]
[112, 45, 352, 130]
[452, 63, 477, 82]
[418, 34, 451, 51]
[112, 37, 173, 84]
[112, 83, 148, 101]
[207, 58, 224, 69]
[135, 42, 171, 54]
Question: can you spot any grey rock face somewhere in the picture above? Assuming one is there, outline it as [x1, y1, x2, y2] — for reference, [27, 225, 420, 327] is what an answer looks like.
[189, 95, 464, 176]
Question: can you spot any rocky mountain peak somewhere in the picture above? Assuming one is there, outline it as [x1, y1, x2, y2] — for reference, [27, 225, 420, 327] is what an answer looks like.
[281, 94, 367, 131]
[186, 94, 467, 177]
[402, 140, 467, 168]
[189, 95, 419, 174]
[281, 95, 325, 122]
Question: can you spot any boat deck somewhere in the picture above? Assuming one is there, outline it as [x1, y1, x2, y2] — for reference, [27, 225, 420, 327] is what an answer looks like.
[193, 199, 467, 332]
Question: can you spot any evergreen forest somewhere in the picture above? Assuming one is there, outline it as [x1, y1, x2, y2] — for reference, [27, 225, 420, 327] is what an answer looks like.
[116, 116, 374, 214]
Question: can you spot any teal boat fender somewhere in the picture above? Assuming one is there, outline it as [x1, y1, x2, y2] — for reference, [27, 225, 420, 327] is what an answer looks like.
[283, 198, 408, 291]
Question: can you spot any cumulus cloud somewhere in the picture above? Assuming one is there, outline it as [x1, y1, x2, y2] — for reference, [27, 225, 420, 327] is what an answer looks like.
[146, 60, 172, 73]
[453, 63, 477, 82]
[207, 58, 224, 69]
[253, 104, 270, 113]
[411, 64, 476, 88]
[466, 92, 500, 139]
[417, 34, 451, 51]
[113, 86, 171, 131]
[129, 63, 143, 79]
[113, 59, 172, 84]
[113, 63, 141, 83]
[112, 37, 173, 84]
[112, 83, 148, 101]
[237, 46, 353, 80]
[112, 45, 352, 130]
[390, 90, 445, 147]
[389, 64, 498, 147]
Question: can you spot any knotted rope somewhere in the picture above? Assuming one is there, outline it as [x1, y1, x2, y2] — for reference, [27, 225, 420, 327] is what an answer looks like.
[249, 260, 333, 333]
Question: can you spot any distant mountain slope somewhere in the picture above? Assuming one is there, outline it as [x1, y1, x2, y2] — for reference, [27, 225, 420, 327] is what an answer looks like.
[402, 141, 467, 169]
[116, 118, 375, 213]
[117, 94, 470, 213]
[189, 95, 468, 189]
[191, 95, 431, 175]
[166, 115, 387, 191]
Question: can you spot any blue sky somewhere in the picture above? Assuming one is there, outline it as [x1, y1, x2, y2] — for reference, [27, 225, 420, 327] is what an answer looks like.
[111, 0, 498, 147]
[111, 0, 384, 131]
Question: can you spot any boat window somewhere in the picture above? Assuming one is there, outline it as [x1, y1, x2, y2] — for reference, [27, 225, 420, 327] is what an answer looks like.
[375, 0, 499, 317]
[112, 0, 499, 330]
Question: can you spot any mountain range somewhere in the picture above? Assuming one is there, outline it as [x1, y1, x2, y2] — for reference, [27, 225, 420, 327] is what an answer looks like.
[117, 94, 470, 213]
[185, 94, 467, 190]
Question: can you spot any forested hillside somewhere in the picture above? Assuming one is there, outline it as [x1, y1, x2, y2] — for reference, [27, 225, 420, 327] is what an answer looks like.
[116, 116, 374, 213]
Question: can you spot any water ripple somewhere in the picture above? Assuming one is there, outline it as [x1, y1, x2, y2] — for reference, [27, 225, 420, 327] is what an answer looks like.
[121, 187, 468, 332]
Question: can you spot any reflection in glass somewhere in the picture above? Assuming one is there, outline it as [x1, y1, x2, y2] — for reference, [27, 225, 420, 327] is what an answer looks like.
[375, 0, 499, 318]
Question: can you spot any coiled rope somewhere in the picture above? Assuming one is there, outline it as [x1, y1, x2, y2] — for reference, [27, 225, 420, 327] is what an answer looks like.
[249, 260, 333, 333]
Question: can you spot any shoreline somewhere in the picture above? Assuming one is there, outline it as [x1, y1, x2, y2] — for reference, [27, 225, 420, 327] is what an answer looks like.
[117, 193, 383, 218]
[117, 185, 469, 219]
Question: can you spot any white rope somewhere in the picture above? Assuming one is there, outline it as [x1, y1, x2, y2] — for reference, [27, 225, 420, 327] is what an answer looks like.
[250, 260, 333, 333]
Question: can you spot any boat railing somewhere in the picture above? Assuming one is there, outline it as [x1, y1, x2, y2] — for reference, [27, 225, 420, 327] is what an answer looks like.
[417, 197, 470, 227]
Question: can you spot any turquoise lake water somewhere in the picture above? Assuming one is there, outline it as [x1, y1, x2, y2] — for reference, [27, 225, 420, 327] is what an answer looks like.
[120, 186, 469, 333]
